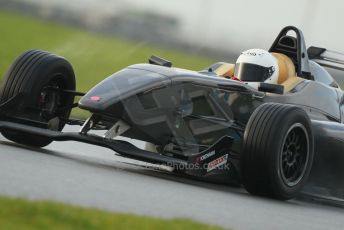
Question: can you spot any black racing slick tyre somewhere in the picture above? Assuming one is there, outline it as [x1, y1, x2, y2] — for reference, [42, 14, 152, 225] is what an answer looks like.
[241, 103, 314, 200]
[0, 50, 76, 147]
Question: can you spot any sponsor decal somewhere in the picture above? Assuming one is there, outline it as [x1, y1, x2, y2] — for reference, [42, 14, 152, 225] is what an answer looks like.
[90, 96, 101, 102]
[200, 150, 216, 161]
[243, 51, 264, 57]
[207, 154, 228, 172]
[245, 51, 257, 56]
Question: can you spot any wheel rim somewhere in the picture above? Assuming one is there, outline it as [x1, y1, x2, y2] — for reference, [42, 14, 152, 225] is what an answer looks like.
[280, 123, 309, 187]
[39, 76, 65, 121]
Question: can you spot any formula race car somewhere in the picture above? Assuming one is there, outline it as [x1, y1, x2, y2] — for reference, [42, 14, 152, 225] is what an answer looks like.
[0, 26, 343, 200]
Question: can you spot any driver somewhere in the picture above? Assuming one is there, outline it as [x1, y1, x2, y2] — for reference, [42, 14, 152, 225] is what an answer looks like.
[233, 49, 279, 88]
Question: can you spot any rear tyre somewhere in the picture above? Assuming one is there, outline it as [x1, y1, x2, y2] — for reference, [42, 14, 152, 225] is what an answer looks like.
[241, 103, 314, 200]
[0, 50, 76, 147]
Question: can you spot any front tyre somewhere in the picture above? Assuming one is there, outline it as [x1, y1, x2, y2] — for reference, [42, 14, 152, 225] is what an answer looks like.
[241, 103, 314, 200]
[0, 50, 76, 147]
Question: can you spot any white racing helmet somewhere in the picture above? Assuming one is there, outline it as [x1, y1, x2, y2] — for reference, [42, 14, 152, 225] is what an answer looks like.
[234, 49, 279, 88]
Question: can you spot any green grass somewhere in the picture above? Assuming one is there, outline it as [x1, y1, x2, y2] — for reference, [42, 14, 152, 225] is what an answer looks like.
[0, 196, 226, 230]
[0, 10, 215, 117]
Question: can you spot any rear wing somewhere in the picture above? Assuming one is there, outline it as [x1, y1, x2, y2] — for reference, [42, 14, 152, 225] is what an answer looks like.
[308, 46, 344, 71]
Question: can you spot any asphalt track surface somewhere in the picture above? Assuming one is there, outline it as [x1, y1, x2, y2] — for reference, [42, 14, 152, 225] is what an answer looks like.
[0, 126, 343, 230]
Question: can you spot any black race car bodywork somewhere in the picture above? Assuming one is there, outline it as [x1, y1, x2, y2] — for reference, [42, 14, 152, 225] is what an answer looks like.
[0, 26, 343, 200]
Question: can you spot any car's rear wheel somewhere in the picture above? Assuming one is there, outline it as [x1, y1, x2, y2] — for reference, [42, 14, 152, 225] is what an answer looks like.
[241, 103, 314, 200]
[0, 50, 76, 147]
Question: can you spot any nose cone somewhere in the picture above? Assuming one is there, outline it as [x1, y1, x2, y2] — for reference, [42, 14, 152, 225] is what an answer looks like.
[79, 66, 171, 112]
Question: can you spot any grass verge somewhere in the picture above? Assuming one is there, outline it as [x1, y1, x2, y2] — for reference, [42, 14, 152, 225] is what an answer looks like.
[0, 196, 226, 230]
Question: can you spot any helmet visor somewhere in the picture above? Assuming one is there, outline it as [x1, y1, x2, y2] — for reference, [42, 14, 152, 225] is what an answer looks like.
[234, 63, 274, 82]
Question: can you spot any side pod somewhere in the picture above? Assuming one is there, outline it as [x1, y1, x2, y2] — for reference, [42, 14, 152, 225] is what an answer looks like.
[306, 120, 344, 199]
